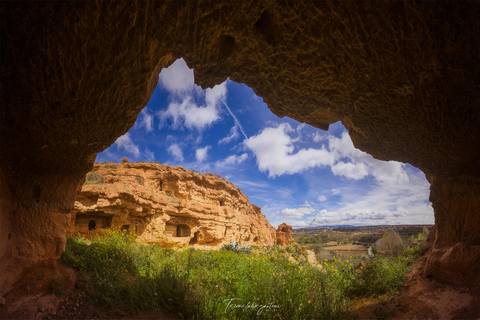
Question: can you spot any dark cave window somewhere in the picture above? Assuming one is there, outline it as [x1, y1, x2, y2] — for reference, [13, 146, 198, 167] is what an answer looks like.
[88, 220, 96, 231]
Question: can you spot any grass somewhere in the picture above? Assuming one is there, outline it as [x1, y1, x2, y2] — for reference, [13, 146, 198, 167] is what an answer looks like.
[62, 229, 420, 319]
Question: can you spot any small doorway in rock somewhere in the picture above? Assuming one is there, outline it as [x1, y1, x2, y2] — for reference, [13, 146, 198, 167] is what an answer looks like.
[177, 224, 191, 237]
[88, 220, 96, 231]
[189, 231, 200, 244]
[121, 225, 130, 234]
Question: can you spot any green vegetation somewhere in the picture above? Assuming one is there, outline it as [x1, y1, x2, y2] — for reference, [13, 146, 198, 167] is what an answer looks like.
[50, 277, 65, 297]
[84, 171, 104, 185]
[295, 232, 328, 245]
[379, 231, 404, 256]
[135, 176, 145, 186]
[62, 229, 422, 319]
[221, 240, 252, 254]
[349, 247, 419, 297]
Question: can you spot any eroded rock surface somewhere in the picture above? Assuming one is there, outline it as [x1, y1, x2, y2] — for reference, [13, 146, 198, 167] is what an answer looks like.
[276, 223, 293, 246]
[69, 162, 275, 248]
[421, 176, 480, 285]
[1, 0, 480, 296]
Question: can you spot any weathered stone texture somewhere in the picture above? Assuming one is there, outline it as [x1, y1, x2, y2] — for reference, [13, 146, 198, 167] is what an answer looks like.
[1, 0, 480, 296]
[422, 176, 480, 285]
[69, 163, 275, 248]
[276, 223, 293, 246]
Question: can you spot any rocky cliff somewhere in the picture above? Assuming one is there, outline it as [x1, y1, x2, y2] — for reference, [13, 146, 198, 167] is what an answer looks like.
[69, 162, 275, 248]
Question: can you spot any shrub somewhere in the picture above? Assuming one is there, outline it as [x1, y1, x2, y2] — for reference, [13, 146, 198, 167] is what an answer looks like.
[220, 240, 251, 254]
[135, 176, 144, 185]
[121, 156, 130, 163]
[84, 171, 104, 184]
[379, 231, 404, 256]
[350, 256, 407, 297]
[50, 278, 65, 297]
[350, 247, 417, 297]
[312, 244, 323, 254]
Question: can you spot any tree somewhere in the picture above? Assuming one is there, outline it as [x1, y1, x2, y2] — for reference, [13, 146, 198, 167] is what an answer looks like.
[121, 156, 130, 163]
[379, 231, 404, 256]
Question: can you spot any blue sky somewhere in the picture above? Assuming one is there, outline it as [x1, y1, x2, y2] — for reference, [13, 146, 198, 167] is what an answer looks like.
[96, 59, 434, 229]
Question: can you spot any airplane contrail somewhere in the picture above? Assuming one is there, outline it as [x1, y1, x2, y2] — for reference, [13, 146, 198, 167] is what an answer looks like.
[222, 101, 248, 140]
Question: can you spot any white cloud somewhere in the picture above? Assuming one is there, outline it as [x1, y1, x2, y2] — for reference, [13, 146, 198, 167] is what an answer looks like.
[115, 133, 140, 157]
[328, 132, 409, 184]
[331, 161, 369, 180]
[281, 206, 315, 219]
[158, 97, 220, 131]
[331, 188, 341, 195]
[158, 59, 197, 95]
[157, 59, 227, 131]
[216, 153, 248, 167]
[245, 123, 409, 185]
[245, 123, 335, 177]
[195, 146, 210, 162]
[219, 125, 240, 145]
[281, 201, 315, 219]
[167, 143, 183, 161]
[205, 82, 227, 111]
[138, 108, 154, 133]
[144, 147, 155, 161]
[312, 131, 325, 143]
[306, 170, 434, 227]
[317, 195, 327, 202]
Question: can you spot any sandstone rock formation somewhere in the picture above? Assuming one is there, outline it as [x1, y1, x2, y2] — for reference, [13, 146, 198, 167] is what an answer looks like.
[276, 223, 293, 246]
[1, 0, 480, 297]
[69, 162, 275, 248]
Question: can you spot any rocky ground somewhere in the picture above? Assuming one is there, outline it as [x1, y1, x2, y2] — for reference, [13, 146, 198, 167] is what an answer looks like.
[353, 259, 480, 319]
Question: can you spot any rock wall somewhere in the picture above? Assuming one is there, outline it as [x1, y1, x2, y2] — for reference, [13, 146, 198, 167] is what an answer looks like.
[68, 163, 275, 248]
[1, 0, 480, 295]
[276, 223, 293, 246]
[421, 176, 480, 284]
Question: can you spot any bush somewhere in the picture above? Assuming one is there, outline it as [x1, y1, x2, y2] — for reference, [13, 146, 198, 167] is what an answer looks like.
[312, 244, 323, 254]
[84, 171, 104, 184]
[350, 247, 417, 297]
[379, 231, 404, 256]
[221, 240, 251, 254]
[121, 156, 130, 163]
[135, 176, 144, 185]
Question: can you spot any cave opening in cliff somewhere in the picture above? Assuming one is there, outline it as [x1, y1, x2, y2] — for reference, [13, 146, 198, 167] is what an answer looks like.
[2, 3, 480, 314]
[96, 58, 434, 231]
[166, 223, 191, 238]
[88, 220, 96, 231]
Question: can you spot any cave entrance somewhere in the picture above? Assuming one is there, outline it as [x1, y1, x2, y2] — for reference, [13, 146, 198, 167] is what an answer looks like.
[95, 57, 434, 241]
[189, 231, 200, 244]
[74, 213, 113, 234]
[88, 220, 96, 231]
[165, 223, 191, 237]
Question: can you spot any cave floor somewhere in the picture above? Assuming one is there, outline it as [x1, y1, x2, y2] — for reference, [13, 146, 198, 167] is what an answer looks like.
[353, 259, 480, 319]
